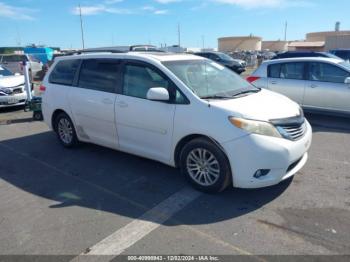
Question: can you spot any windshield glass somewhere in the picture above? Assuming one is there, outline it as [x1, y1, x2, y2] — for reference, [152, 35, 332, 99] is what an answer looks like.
[326, 53, 344, 60]
[339, 62, 350, 70]
[163, 59, 257, 99]
[0, 67, 14, 77]
[217, 53, 234, 61]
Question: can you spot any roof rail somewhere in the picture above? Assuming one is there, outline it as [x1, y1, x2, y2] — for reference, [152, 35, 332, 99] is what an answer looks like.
[65, 47, 129, 56]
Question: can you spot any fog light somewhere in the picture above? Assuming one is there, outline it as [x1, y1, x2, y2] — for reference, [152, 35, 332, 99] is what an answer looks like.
[254, 169, 270, 178]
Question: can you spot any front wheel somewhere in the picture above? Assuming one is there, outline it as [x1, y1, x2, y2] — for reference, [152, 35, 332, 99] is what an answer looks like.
[180, 138, 232, 193]
[54, 113, 78, 148]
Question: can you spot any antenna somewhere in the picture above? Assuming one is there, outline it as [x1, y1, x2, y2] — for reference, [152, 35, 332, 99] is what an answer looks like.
[177, 23, 181, 47]
[79, 4, 85, 49]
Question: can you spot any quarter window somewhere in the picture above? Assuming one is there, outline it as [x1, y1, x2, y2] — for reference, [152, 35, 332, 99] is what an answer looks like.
[49, 59, 80, 86]
[78, 59, 119, 93]
[308, 62, 349, 83]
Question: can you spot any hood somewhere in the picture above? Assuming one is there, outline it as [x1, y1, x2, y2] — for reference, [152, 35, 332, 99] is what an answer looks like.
[222, 60, 241, 67]
[0, 75, 25, 88]
[209, 89, 301, 121]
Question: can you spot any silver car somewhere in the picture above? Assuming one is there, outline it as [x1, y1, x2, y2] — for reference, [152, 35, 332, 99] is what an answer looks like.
[0, 54, 43, 80]
[248, 57, 350, 115]
[0, 65, 27, 108]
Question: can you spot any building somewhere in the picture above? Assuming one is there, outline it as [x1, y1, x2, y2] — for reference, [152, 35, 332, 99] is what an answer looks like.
[288, 41, 325, 51]
[286, 30, 350, 51]
[218, 36, 262, 52]
[306, 30, 350, 42]
[325, 35, 350, 50]
[261, 41, 289, 52]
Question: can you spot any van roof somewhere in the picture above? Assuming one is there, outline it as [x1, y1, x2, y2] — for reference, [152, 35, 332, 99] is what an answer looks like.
[56, 51, 203, 63]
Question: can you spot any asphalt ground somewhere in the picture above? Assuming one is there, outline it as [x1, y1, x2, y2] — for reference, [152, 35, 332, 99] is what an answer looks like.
[0, 106, 350, 260]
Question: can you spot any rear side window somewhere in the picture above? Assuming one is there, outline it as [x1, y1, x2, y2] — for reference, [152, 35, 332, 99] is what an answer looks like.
[308, 62, 349, 83]
[268, 62, 304, 80]
[49, 59, 80, 86]
[78, 59, 119, 93]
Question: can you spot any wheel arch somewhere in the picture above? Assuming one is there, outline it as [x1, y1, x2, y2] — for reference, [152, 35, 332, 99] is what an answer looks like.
[174, 134, 228, 168]
[51, 109, 70, 132]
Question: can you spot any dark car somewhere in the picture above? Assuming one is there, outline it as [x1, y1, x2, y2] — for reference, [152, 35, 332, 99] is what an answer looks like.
[329, 49, 350, 62]
[195, 51, 246, 74]
[272, 51, 342, 60]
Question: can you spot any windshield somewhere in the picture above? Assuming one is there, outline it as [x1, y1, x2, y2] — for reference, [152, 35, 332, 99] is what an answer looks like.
[217, 53, 234, 61]
[339, 62, 350, 70]
[0, 67, 14, 77]
[163, 59, 257, 99]
[326, 53, 344, 60]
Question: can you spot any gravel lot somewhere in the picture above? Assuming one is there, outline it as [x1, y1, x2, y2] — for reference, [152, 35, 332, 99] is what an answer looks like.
[0, 106, 350, 259]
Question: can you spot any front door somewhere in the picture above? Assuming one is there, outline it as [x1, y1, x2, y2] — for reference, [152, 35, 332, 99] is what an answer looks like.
[115, 61, 176, 163]
[303, 62, 350, 112]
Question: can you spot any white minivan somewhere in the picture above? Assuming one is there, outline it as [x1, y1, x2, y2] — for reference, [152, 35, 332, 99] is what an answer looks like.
[41, 51, 312, 193]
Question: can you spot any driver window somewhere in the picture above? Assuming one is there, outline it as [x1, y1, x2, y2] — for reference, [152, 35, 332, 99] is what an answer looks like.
[123, 64, 169, 99]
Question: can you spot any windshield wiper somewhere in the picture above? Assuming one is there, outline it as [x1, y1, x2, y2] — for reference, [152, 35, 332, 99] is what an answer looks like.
[200, 95, 232, 99]
[232, 88, 261, 97]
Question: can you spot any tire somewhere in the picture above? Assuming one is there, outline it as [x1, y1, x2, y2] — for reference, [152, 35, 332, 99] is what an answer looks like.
[33, 111, 43, 121]
[180, 138, 232, 193]
[53, 112, 78, 148]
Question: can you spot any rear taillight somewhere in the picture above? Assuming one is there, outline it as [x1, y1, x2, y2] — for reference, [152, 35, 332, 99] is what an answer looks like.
[39, 85, 46, 92]
[246, 76, 260, 83]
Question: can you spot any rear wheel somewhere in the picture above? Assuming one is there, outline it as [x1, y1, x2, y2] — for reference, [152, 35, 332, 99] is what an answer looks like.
[180, 138, 231, 193]
[54, 112, 78, 148]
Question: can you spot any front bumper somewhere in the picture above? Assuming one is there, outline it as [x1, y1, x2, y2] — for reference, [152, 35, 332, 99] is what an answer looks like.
[222, 120, 312, 188]
[0, 93, 27, 108]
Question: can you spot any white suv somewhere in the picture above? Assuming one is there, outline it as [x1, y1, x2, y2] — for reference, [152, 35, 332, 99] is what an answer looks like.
[41, 51, 312, 192]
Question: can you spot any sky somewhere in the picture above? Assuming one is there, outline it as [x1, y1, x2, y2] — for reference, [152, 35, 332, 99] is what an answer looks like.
[1, 0, 350, 49]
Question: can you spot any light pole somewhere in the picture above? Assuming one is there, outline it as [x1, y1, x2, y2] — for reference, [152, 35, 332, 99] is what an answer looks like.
[79, 4, 85, 49]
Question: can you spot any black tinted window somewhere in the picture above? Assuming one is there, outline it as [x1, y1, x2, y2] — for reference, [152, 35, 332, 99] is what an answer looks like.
[78, 59, 119, 93]
[123, 64, 169, 99]
[308, 62, 349, 83]
[49, 59, 80, 85]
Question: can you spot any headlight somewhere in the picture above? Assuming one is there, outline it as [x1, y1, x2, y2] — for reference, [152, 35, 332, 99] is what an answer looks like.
[229, 117, 282, 138]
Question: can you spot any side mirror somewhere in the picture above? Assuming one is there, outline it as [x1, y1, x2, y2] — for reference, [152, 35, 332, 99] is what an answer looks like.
[146, 87, 169, 101]
[345, 77, 350, 84]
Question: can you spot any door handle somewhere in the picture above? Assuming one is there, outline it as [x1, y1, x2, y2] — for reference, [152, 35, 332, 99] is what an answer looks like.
[310, 84, 318, 88]
[102, 98, 113, 104]
[270, 80, 277, 85]
[116, 101, 128, 108]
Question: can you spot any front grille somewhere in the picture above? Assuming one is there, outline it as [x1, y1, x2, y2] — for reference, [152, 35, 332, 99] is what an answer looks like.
[277, 122, 307, 141]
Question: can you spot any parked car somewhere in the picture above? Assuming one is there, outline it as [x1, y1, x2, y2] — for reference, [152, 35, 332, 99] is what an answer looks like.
[247, 57, 350, 115]
[0, 65, 27, 108]
[0, 54, 43, 80]
[329, 49, 350, 62]
[195, 51, 246, 74]
[271, 51, 342, 60]
[41, 51, 311, 192]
